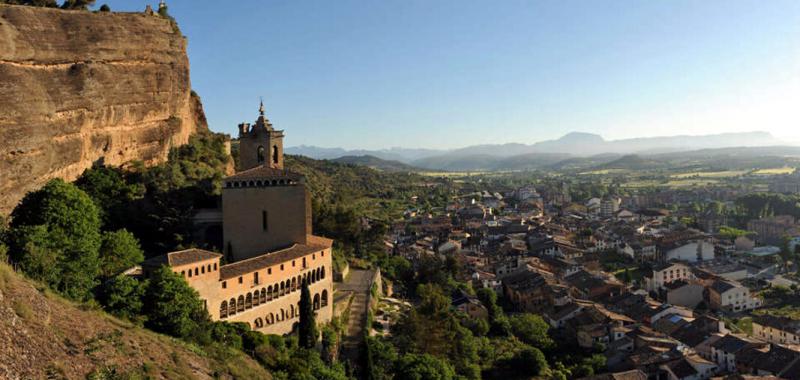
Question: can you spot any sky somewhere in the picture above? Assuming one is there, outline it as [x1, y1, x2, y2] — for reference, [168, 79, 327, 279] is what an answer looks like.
[107, 1, 800, 149]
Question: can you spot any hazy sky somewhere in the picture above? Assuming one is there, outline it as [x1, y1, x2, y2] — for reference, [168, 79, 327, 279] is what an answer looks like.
[108, 1, 800, 149]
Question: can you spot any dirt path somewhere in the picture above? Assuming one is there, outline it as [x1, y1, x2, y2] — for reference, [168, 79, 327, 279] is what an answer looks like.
[335, 269, 375, 374]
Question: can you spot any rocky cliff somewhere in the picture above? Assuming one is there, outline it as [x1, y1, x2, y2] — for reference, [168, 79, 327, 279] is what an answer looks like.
[0, 4, 207, 214]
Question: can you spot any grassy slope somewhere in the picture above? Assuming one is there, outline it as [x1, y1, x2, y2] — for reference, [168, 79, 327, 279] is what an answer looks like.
[0, 263, 271, 380]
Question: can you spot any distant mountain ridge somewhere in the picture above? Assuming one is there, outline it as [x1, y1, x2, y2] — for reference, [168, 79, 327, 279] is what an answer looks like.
[286, 131, 789, 171]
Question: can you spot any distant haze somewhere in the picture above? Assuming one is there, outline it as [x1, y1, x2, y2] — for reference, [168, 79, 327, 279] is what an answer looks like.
[287, 130, 785, 162]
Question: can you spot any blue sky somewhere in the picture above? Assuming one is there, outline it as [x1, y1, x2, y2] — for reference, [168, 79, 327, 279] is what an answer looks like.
[107, 1, 800, 149]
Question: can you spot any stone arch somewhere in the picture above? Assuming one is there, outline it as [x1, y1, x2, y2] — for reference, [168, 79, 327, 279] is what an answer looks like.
[280, 282, 285, 296]
[290, 304, 295, 318]
[237, 295, 245, 312]
[220, 301, 228, 318]
[291, 277, 297, 292]
[302, 273, 308, 286]
[267, 285, 273, 301]
[266, 312, 274, 324]
[257, 145, 265, 164]
[246, 293, 253, 309]
[252, 291, 260, 307]
[260, 288, 267, 303]
[229, 298, 236, 315]
[313, 293, 320, 310]
[321, 266, 325, 279]
[322, 290, 329, 307]
[255, 318, 263, 328]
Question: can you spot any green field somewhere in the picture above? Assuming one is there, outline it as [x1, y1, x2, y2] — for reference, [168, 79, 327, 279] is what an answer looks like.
[671, 170, 748, 179]
[752, 167, 796, 175]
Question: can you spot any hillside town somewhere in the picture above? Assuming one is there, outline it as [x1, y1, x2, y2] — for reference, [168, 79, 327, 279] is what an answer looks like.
[386, 177, 800, 379]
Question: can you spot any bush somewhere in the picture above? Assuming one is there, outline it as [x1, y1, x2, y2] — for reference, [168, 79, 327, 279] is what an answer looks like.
[142, 266, 209, 340]
[8, 179, 102, 301]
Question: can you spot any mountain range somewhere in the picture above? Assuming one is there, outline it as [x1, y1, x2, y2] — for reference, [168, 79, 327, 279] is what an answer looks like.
[286, 131, 791, 171]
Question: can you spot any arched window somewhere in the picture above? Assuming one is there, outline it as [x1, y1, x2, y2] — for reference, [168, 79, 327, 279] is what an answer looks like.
[237, 295, 245, 312]
[229, 298, 236, 315]
[260, 288, 267, 304]
[257, 146, 265, 164]
[220, 301, 228, 318]
[321, 267, 325, 279]
[252, 291, 260, 307]
[266, 313, 274, 324]
[322, 290, 329, 307]
[272, 145, 279, 164]
[267, 285, 273, 301]
[280, 282, 285, 296]
[313, 294, 320, 310]
[255, 318, 263, 328]
[290, 304, 295, 318]
[291, 277, 297, 292]
[246, 293, 253, 309]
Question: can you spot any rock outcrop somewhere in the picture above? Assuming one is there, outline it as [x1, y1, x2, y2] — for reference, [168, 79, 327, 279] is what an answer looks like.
[0, 4, 207, 214]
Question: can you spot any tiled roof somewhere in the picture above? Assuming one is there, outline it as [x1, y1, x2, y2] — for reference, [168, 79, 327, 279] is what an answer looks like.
[219, 239, 331, 280]
[144, 248, 222, 267]
[225, 165, 303, 181]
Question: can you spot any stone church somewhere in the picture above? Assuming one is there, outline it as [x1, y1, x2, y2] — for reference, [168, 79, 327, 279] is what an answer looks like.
[144, 102, 333, 334]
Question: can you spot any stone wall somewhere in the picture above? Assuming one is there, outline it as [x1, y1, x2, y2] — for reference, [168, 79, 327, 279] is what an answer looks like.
[0, 4, 206, 214]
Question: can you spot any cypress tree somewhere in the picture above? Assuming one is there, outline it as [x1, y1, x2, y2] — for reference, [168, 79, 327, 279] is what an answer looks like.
[299, 280, 318, 349]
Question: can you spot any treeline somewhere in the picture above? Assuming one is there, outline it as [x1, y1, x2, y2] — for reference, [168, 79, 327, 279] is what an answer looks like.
[364, 255, 606, 380]
[0, 0, 108, 11]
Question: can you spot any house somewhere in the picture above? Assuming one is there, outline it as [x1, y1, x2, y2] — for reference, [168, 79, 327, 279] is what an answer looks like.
[577, 369, 648, 380]
[564, 270, 626, 301]
[747, 215, 798, 245]
[665, 280, 705, 308]
[751, 315, 800, 346]
[735, 343, 800, 377]
[661, 355, 718, 380]
[451, 290, 489, 319]
[708, 280, 762, 312]
[502, 269, 558, 312]
[643, 262, 694, 292]
[710, 334, 763, 373]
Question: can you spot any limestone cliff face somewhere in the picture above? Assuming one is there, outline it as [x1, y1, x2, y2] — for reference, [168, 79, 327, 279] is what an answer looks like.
[0, 4, 207, 214]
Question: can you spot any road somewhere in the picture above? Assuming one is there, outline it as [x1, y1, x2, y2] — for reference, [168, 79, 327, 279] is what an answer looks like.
[336, 269, 375, 374]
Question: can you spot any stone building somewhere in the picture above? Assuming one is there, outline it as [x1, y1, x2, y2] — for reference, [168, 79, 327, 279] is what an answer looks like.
[144, 103, 333, 335]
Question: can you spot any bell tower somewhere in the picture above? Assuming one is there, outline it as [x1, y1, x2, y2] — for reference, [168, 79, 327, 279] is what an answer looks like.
[237, 99, 285, 171]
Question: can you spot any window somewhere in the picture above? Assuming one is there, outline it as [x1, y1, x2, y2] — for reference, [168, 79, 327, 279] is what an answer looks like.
[239, 276, 243, 284]
[214, 263, 218, 271]
[292, 260, 296, 267]
[188, 270, 193, 278]
[181, 271, 185, 277]
[254, 272, 259, 284]
[262, 210, 268, 231]
[268, 268, 272, 275]
[272, 145, 279, 164]
[201, 266, 205, 274]
[194, 268, 199, 276]
[280, 264, 284, 270]
[222, 281, 227, 289]
[257, 146, 265, 164]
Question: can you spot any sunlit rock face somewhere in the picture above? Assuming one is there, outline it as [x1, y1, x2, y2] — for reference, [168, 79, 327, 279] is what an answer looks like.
[0, 4, 207, 214]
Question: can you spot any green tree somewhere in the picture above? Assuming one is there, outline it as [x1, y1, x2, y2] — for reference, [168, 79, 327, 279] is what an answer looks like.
[98, 3, 109, 11]
[9, 179, 102, 301]
[75, 165, 144, 228]
[100, 275, 146, 321]
[508, 313, 554, 350]
[143, 266, 208, 339]
[61, 0, 95, 9]
[98, 229, 144, 278]
[394, 353, 456, 380]
[298, 281, 318, 349]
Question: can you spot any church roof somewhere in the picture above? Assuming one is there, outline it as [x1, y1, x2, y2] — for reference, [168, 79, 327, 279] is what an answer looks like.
[225, 165, 303, 182]
[144, 248, 222, 267]
[219, 237, 332, 280]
